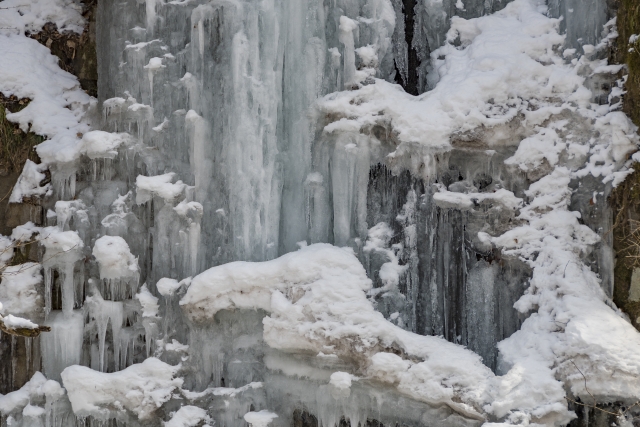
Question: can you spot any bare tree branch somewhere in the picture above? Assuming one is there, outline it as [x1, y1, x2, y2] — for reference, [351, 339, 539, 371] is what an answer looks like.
[0, 318, 50, 337]
[565, 360, 640, 418]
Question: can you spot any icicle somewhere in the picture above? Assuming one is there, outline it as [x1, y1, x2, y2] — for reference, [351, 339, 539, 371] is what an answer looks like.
[144, 57, 165, 107]
[41, 310, 84, 381]
[44, 267, 52, 318]
[145, 0, 157, 35]
[39, 227, 84, 317]
[88, 295, 124, 372]
[338, 16, 358, 89]
[60, 259, 76, 315]
[25, 337, 31, 375]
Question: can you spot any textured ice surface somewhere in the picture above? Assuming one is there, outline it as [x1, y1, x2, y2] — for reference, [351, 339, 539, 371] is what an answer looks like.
[182, 244, 493, 417]
[0, 263, 43, 320]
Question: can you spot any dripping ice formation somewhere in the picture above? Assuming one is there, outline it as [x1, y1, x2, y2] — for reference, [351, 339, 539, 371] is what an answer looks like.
[1, 0, 640, 426]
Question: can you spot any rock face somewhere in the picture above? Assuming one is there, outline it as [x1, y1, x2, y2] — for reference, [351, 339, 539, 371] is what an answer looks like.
[2, 0, 640, 426]
[611, 0, 640, 332]
[27, 0, 98, 97]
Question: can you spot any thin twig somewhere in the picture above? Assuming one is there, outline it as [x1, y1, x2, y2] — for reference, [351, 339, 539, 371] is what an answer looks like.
[566, 360, 640, 418]
[0, 184, 13, 204]
[564, 396, 621, 417]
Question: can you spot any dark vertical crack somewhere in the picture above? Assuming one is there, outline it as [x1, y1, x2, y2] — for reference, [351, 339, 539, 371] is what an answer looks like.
[395, 0, 420, 95]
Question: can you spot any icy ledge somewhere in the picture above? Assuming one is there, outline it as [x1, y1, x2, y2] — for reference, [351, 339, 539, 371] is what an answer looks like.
[62, 358, 183, 421]
[484, 168, 640, 424]
[312, 0, 640, 423]
[181, 243, 493, 419]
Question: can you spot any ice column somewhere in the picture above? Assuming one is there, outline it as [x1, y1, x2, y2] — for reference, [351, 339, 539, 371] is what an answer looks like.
[339, 16, 358, 89]
[41, 310, 84, 382]
[86, 291, 124, 372]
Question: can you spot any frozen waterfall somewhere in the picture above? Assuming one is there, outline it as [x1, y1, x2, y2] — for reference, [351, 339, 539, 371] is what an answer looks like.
[2, 0, 640, 426]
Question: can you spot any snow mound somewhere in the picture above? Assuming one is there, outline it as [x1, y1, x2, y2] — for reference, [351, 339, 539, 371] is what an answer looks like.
[2, 313, 38, 329]
[0, 0, 85, 35]
[136, 284, 159, 318]
[61, 358, 183, 421]
[0, 372, 64, 417]
[38, 226, 83, 253]
[156, 278, 181, 296]
[244, 410, 278, 427]
[329, 372, 353, 390]
[136, 173, 187, 204]
[0, 35, 93, 165]
[317, 0, 581, 153]
[181, 243, 493, 417]
[80, 131, 133, 159]
[315, 1, 640, 422]
[92, 236, 139, 281]
[484, 167, 640, 422]
[9, 160, 50, 203]
[433, 188, 522, 211]
[165, 405, 209, 427]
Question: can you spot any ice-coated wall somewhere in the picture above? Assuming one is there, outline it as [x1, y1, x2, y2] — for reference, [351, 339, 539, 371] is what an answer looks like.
[0, 0, 632, 425]
[89, 0, 533, 372]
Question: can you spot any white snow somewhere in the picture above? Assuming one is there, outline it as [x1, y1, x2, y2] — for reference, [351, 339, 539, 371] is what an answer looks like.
[0, 372, 64, 416]
[92, 235, 139, 281]
[136, 173, 187, 204]
[0, 0, 85, 35]
[38, 226, 83, 253]
[9, 160, 50, 203]
[0, 262, 42, 319]
[38, 227, 84, 314]
[0, 236, 13, 270]
[62, 358, 183, 420]
[482, 167, 640, 422]
[11, 221, 41, 242]
[55, 200, 88, 232]
[173, 200, 203, 219]
[181, 382, 263, 400]
[0, 34, 93, 165]
[176, 1, 640, 423]
[182, 243, 493, 417]
[80, 131, 133, 159]
[2, 314, 38, 329]
[329, 372, 353, 390]
[156, 278, 181, 296]
[243, 410, 278, 427]
[165, 339, 189, 353]
[363, 222, 407, 293]
[316, 0, 632, 184]
[165, 405, 209, 427]
[0, 0, 637, 425]
[144, 57, 166, 71]
[355, 45, 378, 67]
[136, 284, 159, 318]
[22, 404, 46, 418]
[432, 188, 522, 211]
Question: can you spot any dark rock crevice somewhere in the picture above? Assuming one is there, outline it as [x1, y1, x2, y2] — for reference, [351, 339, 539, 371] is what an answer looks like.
[394, 0, 420, 95]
